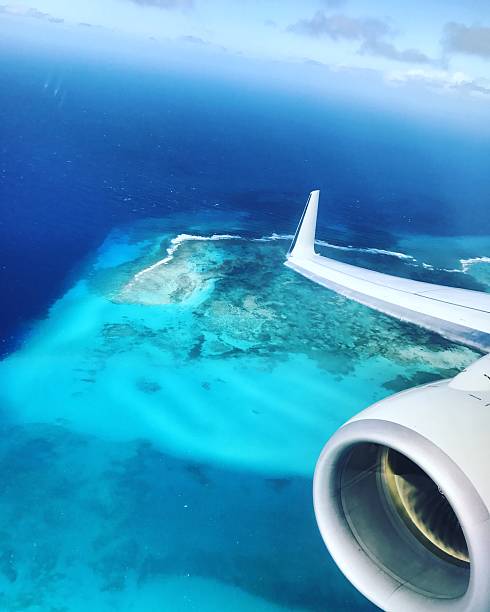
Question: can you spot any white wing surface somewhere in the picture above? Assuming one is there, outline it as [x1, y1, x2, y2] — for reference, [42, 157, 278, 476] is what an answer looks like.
[285, 191, 490, 352]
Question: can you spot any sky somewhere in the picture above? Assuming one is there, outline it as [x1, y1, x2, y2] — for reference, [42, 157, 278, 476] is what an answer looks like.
[1, 1, 490, 119]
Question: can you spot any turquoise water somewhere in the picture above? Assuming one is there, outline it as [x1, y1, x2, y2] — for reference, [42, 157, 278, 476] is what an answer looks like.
[1, 41, 489, 611]
[0, 216, 482, 610]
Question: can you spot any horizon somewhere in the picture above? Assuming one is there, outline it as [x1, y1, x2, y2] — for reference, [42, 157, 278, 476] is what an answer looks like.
[1, 1, 490, 132]
[1, 4, 490, 611]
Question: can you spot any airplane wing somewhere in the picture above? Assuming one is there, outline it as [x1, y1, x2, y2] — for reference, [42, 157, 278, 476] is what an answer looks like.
[285, 190, 490, 352]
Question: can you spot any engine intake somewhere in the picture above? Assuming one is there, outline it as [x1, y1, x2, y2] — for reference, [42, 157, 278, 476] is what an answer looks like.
[313, 355, 490, 611]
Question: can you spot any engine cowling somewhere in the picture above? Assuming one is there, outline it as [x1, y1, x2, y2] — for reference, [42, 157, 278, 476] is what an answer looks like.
[313, 354, 490, 611]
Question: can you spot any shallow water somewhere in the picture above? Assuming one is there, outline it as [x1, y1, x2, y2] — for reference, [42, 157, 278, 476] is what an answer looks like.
[0, 219, 482, 610]
[1, 40, 490, 611]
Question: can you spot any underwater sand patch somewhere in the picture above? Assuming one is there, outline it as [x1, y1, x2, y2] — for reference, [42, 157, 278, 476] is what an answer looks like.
[112, 234, 240, 306]
[0, 228, 482, 482]
[115, 256, 204, 305]
[396, 344, 480, 370]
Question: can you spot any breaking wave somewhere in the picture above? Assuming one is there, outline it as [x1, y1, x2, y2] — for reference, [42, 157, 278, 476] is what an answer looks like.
[440, 257, 490, 276]
[460, 256, 490, 273]
[133, 233, 242, 281]
[128, 232, 489, 291]
[257, 233, 416, 260]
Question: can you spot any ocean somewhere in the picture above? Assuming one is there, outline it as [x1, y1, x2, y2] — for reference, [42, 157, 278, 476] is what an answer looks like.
[0, 47, 489, 610]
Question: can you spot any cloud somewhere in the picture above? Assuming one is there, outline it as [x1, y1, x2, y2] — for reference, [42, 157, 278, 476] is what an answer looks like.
[361, 39, 431, 64]
[302, 57, 325, 67]
[386, 67, 490, 97]
[178, 35, 209, 45]
[321, 0, 347, 7]
[124, 0, 193, 8]
[177, 34, 227, 53]
[443, 22, 490, 59]
[0, 5, 43, 18]
[288, 12, 388, 41]
[296, 56, 489, 101]
[26, 7, 48, 19]
[288, 11, 432, 65]
[0, 4, 63, 22]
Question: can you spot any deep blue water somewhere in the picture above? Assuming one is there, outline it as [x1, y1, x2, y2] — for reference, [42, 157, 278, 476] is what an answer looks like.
[2, 49, 489, 355]
[0, 46, 489, 611]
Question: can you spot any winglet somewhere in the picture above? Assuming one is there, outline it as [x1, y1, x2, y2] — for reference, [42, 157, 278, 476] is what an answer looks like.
[288, 190, 320, 260]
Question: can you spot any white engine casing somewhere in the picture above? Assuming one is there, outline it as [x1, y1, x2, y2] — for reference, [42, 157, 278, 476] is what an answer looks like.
[314, 354, 490, 611]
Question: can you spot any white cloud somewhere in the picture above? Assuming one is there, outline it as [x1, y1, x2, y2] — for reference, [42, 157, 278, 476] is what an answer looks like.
[443, 22, 490, 59]
[0, 4, 63, 22]
[320, 0, 347, 8]
[288, 12, 388, 41]
[124, 0, 193, 9]
[386, 67, 490, 97]
[288, 11, 432, 65]
[361, 38, 431, 64]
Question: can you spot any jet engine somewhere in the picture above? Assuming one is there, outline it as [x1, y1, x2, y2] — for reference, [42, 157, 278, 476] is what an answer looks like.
[313, 354, 490, 611]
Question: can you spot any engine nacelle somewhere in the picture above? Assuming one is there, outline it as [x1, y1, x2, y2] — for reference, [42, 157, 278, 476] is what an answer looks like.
[314, 354, 490, 611]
